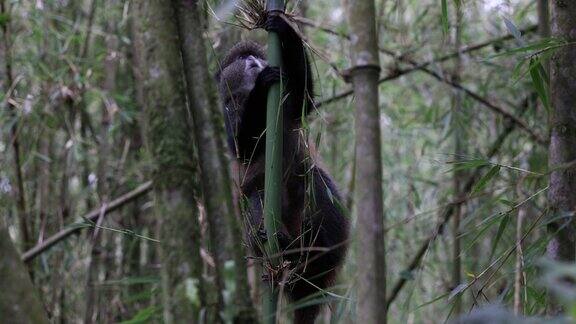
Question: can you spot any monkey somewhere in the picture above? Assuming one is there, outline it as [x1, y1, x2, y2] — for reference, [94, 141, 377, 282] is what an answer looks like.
[216, 14, 349, 324]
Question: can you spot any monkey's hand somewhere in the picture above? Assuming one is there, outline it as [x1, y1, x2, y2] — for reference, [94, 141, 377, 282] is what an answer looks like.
[256, 227, 292, 252]
[264, 13, 292, 36]
[255, 66, 285, 89]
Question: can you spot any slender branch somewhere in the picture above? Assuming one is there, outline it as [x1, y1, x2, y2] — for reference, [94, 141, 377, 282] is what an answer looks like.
[21, 181, 153, 262]
[451, 3, 464, 313]
[416, 66, 546, 145]
[320, 65, 545, 146]
[317, 24, 537, 107]
[513, 160, 529, 315]
[292, 16, 349, 39]
[296, 15, 536, 60]
[385, 99, 530, 310]
[375, 36, 545, 144]
[316, 24, 545, 145]
[376, 25, 537, 71]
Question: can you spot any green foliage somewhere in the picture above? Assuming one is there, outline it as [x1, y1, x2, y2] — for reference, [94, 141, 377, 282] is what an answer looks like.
[119, 306, 160, 324]
[487, 213, 510, 262]
[0, 0, 570, 322]
[490, 18, 573, 112]
[440, 0, 449, 35]
[472, 165, 500, 194]
[0, 13, 9, 27]
[528, 58, 550, 111]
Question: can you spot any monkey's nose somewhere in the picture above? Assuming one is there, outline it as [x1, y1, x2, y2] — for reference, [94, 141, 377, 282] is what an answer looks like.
[247, 56, 264, 69]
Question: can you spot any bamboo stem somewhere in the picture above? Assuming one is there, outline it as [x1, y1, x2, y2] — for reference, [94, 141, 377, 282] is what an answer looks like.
[262, 1, 285, 323]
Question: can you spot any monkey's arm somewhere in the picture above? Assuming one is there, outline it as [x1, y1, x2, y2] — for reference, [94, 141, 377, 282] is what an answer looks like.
[266, 15, 314, 122]
[236, 67, 281, 160]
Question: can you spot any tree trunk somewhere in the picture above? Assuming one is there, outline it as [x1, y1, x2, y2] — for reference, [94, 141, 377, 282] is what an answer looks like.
[346, 0, 387, 323]
[1, 0, 33, 257]
[0, 226, 49, 323]
[538, 0, 550, 76]
[537, 0, 550, 38]
[172, 1, 257, 323]
[547, 0, 576, 262]
[133, 1, 207, 322]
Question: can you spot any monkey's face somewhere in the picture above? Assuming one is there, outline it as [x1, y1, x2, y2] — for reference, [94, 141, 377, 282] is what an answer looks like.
[218, 52, 268, 145]
[244, 54, 267, 78]
[219, 54, 268, 100]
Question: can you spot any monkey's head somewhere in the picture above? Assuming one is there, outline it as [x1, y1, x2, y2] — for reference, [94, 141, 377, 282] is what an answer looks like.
[216, 41, 267, 104]
[217, 41, 267, 155]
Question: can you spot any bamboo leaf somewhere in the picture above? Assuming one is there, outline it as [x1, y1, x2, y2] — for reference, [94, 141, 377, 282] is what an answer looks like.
[441, 0, 449, 35]
[462, 215, 501, 253]
[511, 58, 528, 83]
[529, 58, 550, 111]
[446, 158, 490, 173]
[472, 165, 500, 194]
[526, 286, 546, 309]
[487, 213, 510, 262]
[486, 38, 564, 60]
[498, 198, 516, 208]
[119, 306, 158, 324]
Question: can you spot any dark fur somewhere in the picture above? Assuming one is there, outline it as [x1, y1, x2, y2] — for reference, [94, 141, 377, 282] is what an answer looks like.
[217, 15, 349, 324]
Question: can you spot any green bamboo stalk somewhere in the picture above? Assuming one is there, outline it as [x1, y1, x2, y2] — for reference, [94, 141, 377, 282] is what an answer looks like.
[346, 0, 386, 323]
[263, 0, 284, 323]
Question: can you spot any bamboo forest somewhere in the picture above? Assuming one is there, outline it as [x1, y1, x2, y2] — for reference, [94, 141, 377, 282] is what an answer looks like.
[0, 0, 575, 323]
